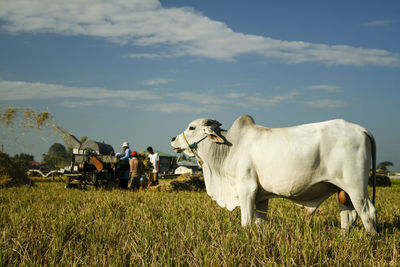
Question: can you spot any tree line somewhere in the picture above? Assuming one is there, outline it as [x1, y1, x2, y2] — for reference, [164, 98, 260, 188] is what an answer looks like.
[7, 142, 397, 174]
[11, 142, 73, 171]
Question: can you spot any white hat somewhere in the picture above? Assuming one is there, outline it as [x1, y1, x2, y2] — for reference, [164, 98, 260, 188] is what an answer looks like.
[121, 141, 129, 148]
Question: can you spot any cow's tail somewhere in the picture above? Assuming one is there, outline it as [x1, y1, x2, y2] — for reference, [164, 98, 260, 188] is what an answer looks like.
[364, 131, 376, 205]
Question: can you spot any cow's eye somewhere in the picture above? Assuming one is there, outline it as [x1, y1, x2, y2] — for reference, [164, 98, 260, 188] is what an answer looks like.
[189, 126, 196, 130]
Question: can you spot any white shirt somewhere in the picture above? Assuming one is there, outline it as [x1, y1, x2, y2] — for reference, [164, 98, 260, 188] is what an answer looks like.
[148, 153, 159, 173]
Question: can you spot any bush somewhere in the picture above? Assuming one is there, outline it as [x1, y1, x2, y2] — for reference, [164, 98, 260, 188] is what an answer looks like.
[368, 174, 391, 187]
[0, 151, 33, 188]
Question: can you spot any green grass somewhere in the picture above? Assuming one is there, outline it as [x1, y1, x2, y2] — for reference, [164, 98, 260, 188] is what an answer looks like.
[1, 179, 399, 266]
[391, 179, 400, 186]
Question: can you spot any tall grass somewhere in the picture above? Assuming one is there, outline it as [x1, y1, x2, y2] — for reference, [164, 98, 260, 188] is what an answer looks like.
[1, 179, 399, 266]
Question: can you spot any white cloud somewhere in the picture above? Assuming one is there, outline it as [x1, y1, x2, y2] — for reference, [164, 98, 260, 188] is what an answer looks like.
[225, 91, 298, 106]
[143, 78, 173, 86]
[123, 53, 178, 59]
[0, 80, 161, 101]
[61, 99, 128, 108]
[304, 99, 346, 109]
[124, 53, 164, 59]
[0, 80, 300, 112]
[307, 85, 342, 92]
[226, 93, 246, 99]
[168, 91, 229, 105]
[166, 90, 298, 109]
[363, 20, 396, 27]
[0, 0, 399, 66]
[238, 91, 299, 107]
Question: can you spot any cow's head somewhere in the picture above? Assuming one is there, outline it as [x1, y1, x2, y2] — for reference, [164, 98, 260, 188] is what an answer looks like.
[171, 118, 224, 157]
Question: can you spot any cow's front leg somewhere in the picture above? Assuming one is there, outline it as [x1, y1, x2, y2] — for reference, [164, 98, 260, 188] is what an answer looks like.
[238, 179, 258, 226]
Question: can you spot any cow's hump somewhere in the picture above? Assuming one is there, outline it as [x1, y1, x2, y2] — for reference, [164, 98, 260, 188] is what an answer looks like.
[232, 115, 255, 129]
[227, 115, 256, 142]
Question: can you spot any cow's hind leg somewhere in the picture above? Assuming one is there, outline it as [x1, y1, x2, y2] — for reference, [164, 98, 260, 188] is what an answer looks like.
[341, 166, 377, 233]
[352, 197, 377, 233]
[346, 189, 377, 234]
[339, 201, 358, 232]
[255, 200, 269, 224]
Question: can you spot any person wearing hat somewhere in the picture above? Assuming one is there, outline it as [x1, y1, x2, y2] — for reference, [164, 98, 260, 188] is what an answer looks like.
[119, 142, 132, 161]
[118, 141, 132, 189]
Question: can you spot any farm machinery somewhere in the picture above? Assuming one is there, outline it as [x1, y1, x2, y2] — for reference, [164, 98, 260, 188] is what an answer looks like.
[64, 139, 119, 188]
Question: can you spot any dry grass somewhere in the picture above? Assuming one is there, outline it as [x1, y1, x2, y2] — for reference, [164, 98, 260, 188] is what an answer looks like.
[0, 178, 399, 266]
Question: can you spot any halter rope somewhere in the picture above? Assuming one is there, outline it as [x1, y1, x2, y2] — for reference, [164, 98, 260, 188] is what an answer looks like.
[182, 132, 207, 167]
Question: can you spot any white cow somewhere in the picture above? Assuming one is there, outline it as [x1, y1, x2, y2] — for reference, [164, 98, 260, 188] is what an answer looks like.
[171, 115, 377, 233]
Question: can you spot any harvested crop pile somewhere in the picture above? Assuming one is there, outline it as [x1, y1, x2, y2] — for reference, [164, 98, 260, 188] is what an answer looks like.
[151, 173, 205, 192]
[0, 151, 33, 188]
[369, 174, 392, 187]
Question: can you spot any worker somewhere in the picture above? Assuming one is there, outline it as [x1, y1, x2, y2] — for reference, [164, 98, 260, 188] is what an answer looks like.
[118, 141, 132, 189]
[147, 146, 159, 187]
[119, 142, 132, 161]
[128, 150, 145, 190]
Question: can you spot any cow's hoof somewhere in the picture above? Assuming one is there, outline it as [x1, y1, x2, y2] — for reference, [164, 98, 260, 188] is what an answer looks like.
[340, 228, 348, 236]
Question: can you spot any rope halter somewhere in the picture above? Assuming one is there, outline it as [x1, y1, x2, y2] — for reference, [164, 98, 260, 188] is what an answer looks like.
[182, 131, 207, 167]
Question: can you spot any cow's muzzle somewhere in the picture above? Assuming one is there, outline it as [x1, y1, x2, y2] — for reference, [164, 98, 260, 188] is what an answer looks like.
[171, 136, 184, 153]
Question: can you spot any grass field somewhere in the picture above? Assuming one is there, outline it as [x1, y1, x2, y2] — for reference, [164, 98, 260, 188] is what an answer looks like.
[1, 178, 399, 266]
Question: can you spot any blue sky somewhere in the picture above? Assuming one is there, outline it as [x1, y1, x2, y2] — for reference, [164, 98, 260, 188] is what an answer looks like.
[0, 0, 399, 170]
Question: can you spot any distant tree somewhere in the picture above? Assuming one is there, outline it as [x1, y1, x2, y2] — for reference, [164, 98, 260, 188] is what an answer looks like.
[12, 153, 34, 171]
[47, 143, 68, 158]
[377, 161, 394, 172]
[13, 153, 34, 162]
[43, 143, 70, 168]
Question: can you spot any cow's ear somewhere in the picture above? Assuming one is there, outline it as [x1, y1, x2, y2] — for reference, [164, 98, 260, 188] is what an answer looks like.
[202, 119, 222, 128]
[204, 126, 224, 143]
